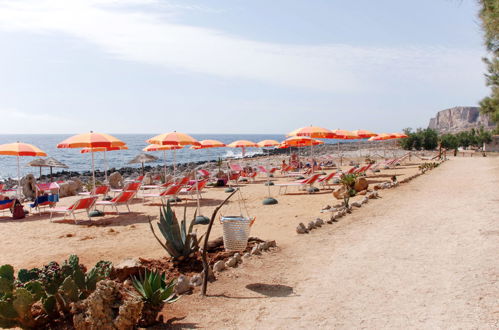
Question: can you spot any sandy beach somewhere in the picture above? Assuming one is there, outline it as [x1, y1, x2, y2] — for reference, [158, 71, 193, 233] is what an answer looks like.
[167, 156, 499, 329]
[1, 155, 498, 328]
[1, 153, 421, 269]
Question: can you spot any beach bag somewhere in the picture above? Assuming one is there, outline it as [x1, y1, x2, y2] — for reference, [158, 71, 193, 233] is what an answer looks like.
[12, 200, 25, 219]
[220, 216, 255, 251]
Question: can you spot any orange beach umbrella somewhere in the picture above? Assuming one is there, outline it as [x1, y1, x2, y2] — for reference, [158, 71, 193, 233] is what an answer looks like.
[147, 131, 200, 146]
[57, 131, 126, 190]
[287, 126, 336, 139]
[391, 133, 408, 139]
[331, 129, 359, 140]
[257, 140, 280, 148]
[143, 144, 184, 177]
[146, 132, 200, 176]
[227, 140, 258, 158]
[368, 133, 394, 141]
[0, 142, 47, 195]
[143, 144, 183, 152]
[282, 136, 324, 147]
[351, 130, 377, 138]
[190, 139, 226, 150]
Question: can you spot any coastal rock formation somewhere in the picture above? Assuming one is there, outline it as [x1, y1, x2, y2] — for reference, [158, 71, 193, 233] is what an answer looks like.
[428, 106, 495, 133]
[108, 172, 123, 189]
[354, 178, 368, 192]
[59, 179, 83, 197]
[21, 174, 37, 200]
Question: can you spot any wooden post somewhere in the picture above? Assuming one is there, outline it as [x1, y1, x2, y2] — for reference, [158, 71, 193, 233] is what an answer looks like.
[201, 189, 239, 296]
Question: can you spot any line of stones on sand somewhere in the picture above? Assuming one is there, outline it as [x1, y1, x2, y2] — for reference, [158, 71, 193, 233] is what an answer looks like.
[296, 169, 433, 234]
[175, 240, 277, 295]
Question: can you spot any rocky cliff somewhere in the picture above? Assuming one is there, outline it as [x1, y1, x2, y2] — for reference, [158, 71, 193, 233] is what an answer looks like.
[428, 106, 495, 133]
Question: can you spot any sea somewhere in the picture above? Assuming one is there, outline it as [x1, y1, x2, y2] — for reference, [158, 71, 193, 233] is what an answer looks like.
[0, 134, 351, 180]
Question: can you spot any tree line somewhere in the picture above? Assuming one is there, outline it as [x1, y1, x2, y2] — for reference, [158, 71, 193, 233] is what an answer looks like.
[479, 0, 499, 132]
[399, 127, 493, 151]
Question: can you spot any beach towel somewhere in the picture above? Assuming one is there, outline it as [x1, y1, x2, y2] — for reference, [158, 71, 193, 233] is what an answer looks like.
[30, 194, 59, 208]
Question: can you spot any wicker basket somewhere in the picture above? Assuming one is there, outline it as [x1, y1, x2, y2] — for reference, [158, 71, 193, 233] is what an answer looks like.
[220, 216, 254, 251]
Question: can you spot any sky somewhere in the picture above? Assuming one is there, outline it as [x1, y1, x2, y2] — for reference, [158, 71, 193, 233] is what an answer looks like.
[0, 0, 490, 134]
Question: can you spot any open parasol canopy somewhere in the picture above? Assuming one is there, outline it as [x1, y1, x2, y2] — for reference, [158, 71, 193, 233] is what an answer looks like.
[368, 133, 395, 141]
[331, 129, 359, 140]
[57, 131, 126, 190]
[147, 131, 200, 146]
[287, 126, 336, 139]
[227, 140, 258, 158]
[282, 136, 324, 147]
[143, 144, 183, 178]
[257, 140, 280, 148]
[190, 139, 226, 150]
[352, 130, 377, 138]
[391, 133, 409, 139]
[0, 142, 47, 195]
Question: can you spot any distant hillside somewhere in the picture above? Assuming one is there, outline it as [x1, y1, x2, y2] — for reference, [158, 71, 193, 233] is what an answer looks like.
[428, 106, 495, 133]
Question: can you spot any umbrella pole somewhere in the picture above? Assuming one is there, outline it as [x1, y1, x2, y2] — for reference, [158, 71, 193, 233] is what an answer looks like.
[39, 167, 42, 179]
[163, 150, 167, 180]
[196, 171, 201, 213]
[91, 151, 96, 191]
[311, 143, 313, 173]
[173, 149, 177, 177]
[50, 167, 53, 182]
[104, 150, 108, 184]
[17, 155, 21, 197]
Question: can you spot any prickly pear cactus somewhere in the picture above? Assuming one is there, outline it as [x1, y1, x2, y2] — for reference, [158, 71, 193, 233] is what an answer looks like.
[0, 264, 14, 296]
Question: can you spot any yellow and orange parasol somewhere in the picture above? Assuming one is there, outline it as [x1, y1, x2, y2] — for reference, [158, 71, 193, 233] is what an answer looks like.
[368, 133, 394, 141]
[190, 139, 226, 150]
[287, 126, 336, 139]
[351, 130, 377, 138]
[57, 131, 126, 189]
[282, 136, 324, 147]
[227, 140, 258, 158]
[256, 140, 280, 148]
[0, 142, 47, 195]
[143, 144, 183, 177]
[146, 131, 200, 175]
[147, 131, 200, 146]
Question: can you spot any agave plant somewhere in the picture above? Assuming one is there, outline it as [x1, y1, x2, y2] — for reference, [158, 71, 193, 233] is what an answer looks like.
[339, 173, 358, 208]
[131, 270, 178, 307]
[148, 201, 201, 260]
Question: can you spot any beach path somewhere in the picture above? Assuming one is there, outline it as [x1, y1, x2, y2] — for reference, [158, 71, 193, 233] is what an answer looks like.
[170, 157, 499, 329]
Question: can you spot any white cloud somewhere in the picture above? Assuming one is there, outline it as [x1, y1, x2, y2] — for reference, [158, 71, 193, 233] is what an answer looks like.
[0, 0, 486, 93]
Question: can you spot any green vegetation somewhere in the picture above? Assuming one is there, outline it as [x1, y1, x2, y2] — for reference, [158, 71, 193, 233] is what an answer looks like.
[339, 173, 358, 208]
[132, 270, 178, 307]
[399, 128, 438, 150]
[148, 201, 202, 260]
[399, 128, 493, 151]
[0, 255, 111, 329]
[478, 0, 499, 131]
